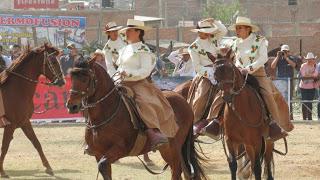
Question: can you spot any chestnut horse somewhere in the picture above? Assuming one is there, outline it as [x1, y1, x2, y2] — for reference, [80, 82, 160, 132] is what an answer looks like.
[0, 44, 65, 178]
[66, 58, 207, 180]
[213, 52, 274, 180]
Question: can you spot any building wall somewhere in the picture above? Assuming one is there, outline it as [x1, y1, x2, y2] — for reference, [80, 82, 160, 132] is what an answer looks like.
[134, 0, 202, 27]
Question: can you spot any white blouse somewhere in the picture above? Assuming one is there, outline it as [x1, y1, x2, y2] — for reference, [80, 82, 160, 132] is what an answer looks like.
[102, 37, 126, 76]
[233, 33, 269, 74]
[188, 20, 227, 76]
[117, 41, 156, 81]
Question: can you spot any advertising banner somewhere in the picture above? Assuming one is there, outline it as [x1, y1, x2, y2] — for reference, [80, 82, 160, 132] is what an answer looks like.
[0, 14, 87, 49]
[14, 0, 59, 9]
[32, 76, 81, 120]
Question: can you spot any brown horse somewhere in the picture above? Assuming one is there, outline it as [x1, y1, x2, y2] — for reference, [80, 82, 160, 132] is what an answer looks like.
[0, 44, 65, 178]
[213, 53, 274, 180]
[66, 58, 207, 180]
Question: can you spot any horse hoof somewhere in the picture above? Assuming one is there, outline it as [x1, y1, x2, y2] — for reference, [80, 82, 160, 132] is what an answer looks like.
[45, 168, 54, 176]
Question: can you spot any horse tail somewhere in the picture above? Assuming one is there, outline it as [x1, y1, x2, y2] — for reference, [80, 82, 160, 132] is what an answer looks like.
[181, 126, 208, 180]
[260, 137, 266, 164]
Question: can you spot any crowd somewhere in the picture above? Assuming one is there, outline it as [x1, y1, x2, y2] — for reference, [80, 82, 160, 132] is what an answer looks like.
[0, 44, 22, 71]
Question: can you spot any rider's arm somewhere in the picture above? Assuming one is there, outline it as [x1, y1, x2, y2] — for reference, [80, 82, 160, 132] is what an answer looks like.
[245, 39, 269, 73]
[124, 53, 156, 81]
[213, 20, 228, 42]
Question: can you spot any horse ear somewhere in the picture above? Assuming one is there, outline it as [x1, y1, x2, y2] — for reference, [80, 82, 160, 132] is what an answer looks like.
[217, 53, 223, 59]
[225, 48, 235, 63]
[225, 48, 233, 59]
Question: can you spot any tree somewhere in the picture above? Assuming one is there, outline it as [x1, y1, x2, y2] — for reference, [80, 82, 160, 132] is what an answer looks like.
[203, 0, 245, 25]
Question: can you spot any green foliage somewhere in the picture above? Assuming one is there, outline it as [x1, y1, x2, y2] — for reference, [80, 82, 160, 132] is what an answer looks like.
[203, 0, 245, 25]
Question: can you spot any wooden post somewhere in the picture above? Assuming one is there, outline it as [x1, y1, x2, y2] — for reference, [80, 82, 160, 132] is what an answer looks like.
[32, 27, 38, 46]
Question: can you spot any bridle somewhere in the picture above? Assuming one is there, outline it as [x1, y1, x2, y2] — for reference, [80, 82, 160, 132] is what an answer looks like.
[214, 60, 264, 128]
[69, 63, 122, 129]
[6, 50, 64, 86]
[214, 61, 248, 102]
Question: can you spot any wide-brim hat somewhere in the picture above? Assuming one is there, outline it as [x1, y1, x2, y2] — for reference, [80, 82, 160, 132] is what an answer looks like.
[179, 48, 189, 55]
[104, 22, 123, 32]
[190, 20, 219, 34]
[228, 16, 260, 32]
[66, 43, 76, 49]
[281, 44, 290, 51]
[304, 52, 317, 60]
[119, 19, 152, 32]
[94, 49, 104, 57]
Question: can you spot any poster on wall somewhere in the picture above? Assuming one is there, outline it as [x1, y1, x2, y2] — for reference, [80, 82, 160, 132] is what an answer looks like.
[14, 0, 59, 9]
[0, 14, 87, 49]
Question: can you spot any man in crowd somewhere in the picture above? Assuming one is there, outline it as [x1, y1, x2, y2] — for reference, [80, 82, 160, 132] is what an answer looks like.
[167, 47, 195, 77]
[59, 43, 83, 75]
[271, 44, 297, 119]
[10, 44, 22, 61]
[0, 45, 12, 71]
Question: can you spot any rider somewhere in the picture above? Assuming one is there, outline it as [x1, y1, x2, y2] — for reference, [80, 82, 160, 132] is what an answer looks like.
[102, 22, 127, 77]
[204, 16, 294, 141]
[117, 19, 178, 150]
[187, 18, 227, 136]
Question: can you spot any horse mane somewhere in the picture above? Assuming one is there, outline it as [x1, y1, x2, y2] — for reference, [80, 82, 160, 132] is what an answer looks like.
[0, 45, 52, 84]
[246, 74, 262, 95]
[5, 44, 56, 73]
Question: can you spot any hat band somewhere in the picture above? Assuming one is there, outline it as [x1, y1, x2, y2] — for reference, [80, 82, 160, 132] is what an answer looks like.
[196, 25, 214, 29]
[105, 25, 118, 30]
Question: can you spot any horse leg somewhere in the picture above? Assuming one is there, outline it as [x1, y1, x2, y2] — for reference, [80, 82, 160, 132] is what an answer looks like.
[159, 146, 182, 180]
[245, 145, 262, 180]
[0, 126, 15, 178]
[264, 140, 274, 180]
[97, 156, 112, 180]
[21, 122, 53, 176]
[237, 144, 250, 180]
[226, 140, 237, 180]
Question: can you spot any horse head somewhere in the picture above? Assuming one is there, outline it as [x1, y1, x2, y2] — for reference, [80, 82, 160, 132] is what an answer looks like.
[40, 43, 65, 87]
[66, 55, 115, 114]
[213, 49, 245, 103]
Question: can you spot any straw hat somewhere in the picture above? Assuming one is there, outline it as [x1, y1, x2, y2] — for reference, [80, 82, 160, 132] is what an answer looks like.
[179, 48, 189, 55]
[228, 16, 260, 32]
[281, 44, 290, 51]
[304, 52, 317, 60]
[94, 49, 104, 57]
[120, 19, 152, 32]
[66, 43, 76, 49]
[104, 22, 123, 32]
[191, 20, 219, 34]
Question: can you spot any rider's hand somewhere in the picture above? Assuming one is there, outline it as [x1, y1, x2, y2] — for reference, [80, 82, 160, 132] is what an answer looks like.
[120, 71, 128, 77]
[206, 52, 216, 62]
[240, 68, 248, 75]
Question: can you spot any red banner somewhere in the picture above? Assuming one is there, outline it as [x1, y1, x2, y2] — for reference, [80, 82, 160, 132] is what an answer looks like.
[14, 0, 59, 9]
[32, 76, 81, 120]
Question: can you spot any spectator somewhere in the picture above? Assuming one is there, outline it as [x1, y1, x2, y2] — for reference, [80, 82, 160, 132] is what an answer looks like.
[59, 43, 83, 75]
[167, 48, 195, 77]
[271, 44, 297, 119]
[94, 49, 106, 69]
[10, 44, 22, 61]
[0, 45, 12, 71]
[299, 52, 317, 120]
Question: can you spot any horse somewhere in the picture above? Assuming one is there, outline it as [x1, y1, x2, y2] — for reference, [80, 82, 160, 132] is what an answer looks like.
[66, 57, 207, 180]
[213, 51, 274, 180]
[0, 44, 65, 178]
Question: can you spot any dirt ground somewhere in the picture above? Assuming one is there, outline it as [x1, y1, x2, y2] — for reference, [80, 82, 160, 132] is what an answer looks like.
[0, 122, 319, 180]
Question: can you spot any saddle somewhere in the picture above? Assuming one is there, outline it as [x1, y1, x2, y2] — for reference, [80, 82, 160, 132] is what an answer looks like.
[118, 86, 146, 131]
[117, 86, 149, 156]
[246, 74, 270, 123]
